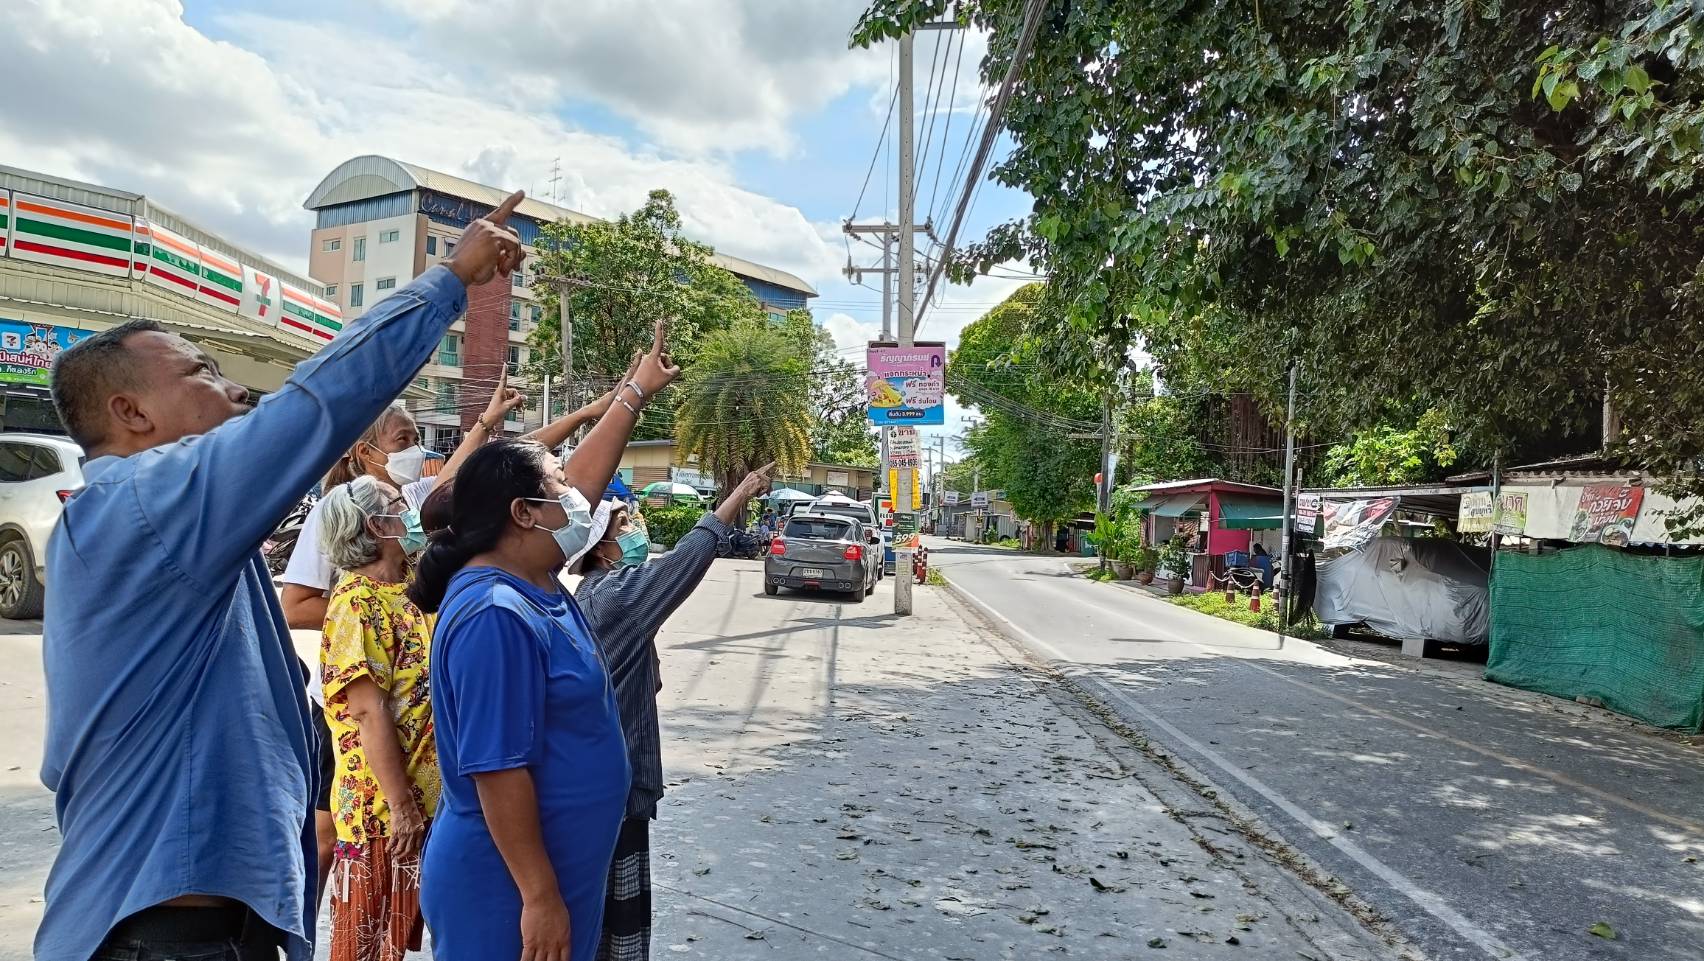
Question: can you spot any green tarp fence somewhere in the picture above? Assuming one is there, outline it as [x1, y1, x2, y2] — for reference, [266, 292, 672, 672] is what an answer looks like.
[1217, 495, 1285, 530]
[1487, 546, 1704, 732]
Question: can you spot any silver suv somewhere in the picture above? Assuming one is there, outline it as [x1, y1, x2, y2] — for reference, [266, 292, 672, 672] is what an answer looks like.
[0, 434, 85, 619]
[764, 512, 880, 602]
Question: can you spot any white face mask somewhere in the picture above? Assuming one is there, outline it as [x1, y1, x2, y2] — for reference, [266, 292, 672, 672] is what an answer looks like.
[524, 488, 595, 564]
[381, 445, 427, 486]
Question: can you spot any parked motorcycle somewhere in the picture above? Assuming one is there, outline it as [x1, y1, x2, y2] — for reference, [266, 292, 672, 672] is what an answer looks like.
[263, 493, 317, 575]
[726, 526, 767, 560]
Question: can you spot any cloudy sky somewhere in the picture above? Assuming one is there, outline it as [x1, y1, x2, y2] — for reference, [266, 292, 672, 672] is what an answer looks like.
[5, 0, 1040, 459]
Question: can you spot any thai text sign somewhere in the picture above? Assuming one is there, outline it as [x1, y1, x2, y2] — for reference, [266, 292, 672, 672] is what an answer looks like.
[1569, 484, 1644, 546]
[971, 491, 990, 508]
[888, 426, 922, 468]
[1458, 492, 1496, 533]
[0, 319, 90, 387]
[866, 343, 946, 425]
[1297, 494, 1323, 535]
[1494, 492, 1528, 537]
[944, 491, 961, 506]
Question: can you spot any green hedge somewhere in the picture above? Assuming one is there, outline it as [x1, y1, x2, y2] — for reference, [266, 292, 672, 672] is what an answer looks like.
[638, 503, 704, 550]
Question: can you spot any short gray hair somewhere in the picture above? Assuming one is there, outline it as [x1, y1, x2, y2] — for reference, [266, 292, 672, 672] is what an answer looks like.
[318, 475, 389, 571]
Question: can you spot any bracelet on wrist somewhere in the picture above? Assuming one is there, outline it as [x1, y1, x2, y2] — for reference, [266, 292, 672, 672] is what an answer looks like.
[624, 381, 645, 401]
[616, 396, 640, 417]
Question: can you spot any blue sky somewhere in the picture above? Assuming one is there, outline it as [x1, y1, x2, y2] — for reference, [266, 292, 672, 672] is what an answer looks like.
[7, 0, 1040, 460]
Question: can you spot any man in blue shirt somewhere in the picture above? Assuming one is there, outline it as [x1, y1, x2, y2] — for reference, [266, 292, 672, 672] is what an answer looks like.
[37, 192, 527, 961]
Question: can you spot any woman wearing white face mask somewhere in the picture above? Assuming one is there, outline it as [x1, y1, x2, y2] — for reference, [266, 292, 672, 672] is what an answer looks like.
[407, 322, 678, 961]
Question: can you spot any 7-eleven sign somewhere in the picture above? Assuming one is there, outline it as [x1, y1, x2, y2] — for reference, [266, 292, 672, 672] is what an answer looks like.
[240, 265, 281, 329]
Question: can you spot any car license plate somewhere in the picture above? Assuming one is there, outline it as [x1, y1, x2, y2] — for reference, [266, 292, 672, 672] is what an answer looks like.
[800, 568, 828, 579]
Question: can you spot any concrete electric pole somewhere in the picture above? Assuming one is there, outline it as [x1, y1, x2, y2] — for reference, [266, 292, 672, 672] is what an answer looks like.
[893, 30, 918, 616]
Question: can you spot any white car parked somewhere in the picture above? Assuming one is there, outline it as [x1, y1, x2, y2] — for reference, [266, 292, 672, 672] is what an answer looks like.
[0, 433, 85, 619]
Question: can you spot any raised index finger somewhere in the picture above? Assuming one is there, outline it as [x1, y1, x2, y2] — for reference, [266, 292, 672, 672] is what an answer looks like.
[649, 318, 667, 356]
[487, 190, 525, 226]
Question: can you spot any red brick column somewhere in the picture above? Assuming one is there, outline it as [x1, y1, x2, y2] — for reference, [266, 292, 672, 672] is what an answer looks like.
[461, 277, 511, 431]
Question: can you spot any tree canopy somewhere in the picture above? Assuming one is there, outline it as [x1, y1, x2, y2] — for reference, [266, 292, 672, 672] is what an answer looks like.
[856, 1, 1704, 509]
[674, 318, 814, 499]
[951, 284, 1100, 540]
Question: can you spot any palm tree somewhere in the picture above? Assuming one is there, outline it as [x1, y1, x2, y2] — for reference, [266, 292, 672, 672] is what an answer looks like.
[674, 321, 812, 502]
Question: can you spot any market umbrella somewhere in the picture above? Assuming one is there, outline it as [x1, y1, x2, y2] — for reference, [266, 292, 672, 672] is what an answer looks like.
[769, 488, 814, 503]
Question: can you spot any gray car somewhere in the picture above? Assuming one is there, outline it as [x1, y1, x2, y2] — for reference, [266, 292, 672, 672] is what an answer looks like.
[764, 512, 880, 602]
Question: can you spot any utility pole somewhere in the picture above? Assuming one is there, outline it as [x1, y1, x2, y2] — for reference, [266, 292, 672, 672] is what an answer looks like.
[1277, 363, 1299, 639]
[1098, 395, 1112, 573]
[893, 29, 918, 616]
[555, 281, 575, 410]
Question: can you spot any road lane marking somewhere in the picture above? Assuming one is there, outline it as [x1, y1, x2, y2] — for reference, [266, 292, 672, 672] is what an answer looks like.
[946, 576, 1531, 961]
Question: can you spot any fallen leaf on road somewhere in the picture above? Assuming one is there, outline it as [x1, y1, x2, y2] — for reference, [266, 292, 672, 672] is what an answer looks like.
[836, 850, 859, 861]
[1147, 937, 1168, 949]
[1225, 935, 1241, 946]
[744, 930, 766, 941]
[1588, 922, 1617, 941]
[692, 867, 711, 876]
[1089, 876, 1126, 893]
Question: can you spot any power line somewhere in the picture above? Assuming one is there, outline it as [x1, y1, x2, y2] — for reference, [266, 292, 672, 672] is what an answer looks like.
[917, 0, 1050, 336]
[926, 30, 970, 231]
[851, 81, 901, 220]
[913, 28, 953, 218]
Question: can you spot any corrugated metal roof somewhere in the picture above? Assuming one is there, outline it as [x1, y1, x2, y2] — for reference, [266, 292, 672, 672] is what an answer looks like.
[304, 155, 818, 297]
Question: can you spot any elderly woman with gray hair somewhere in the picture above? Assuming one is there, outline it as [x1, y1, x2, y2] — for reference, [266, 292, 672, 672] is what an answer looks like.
[316, 475, 438, 961]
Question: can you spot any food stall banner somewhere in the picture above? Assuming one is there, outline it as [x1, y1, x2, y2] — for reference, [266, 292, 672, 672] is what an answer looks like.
[1493, 491, 1528, 537]
[1321, 497, 1397, 551]
[1458, 492, 1496, 533]
[1568, 484, 1644, 546]
[866, 344, 945, 425]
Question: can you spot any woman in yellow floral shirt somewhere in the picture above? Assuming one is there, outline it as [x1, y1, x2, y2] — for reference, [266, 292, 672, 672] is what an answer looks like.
[318, 475, 437, 961]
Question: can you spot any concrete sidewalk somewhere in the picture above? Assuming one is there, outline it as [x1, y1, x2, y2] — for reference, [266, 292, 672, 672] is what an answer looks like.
[645, 561, 1399, 959]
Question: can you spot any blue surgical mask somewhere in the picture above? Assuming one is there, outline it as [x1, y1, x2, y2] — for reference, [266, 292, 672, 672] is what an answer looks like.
[374, 508, 427, 554]
[615, 527, 649, 568]
[524, 489, 596, 563]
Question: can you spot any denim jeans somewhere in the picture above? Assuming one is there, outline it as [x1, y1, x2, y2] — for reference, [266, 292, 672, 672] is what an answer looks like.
[91, 908, 281, 961]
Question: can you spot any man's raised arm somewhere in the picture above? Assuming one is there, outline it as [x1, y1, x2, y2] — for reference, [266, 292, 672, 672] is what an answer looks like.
[138, 192, 528, 586]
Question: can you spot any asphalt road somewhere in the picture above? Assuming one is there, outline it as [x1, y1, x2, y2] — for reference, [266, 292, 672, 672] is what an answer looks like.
[927, 538, 1704, 961]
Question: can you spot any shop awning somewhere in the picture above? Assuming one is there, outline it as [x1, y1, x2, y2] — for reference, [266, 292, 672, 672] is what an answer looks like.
[1218, 496, 1286, 530]
[1148, 493, 1205, 518]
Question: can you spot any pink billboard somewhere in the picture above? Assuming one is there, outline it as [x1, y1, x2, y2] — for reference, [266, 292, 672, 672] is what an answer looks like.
[866, 343, 946, 425]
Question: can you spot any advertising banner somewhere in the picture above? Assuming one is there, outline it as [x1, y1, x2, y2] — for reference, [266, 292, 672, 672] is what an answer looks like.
[1321, 497, 1397, 552]
[1494, 491, 1528, 537]
[1568, 484, 1645, 546]
[0, 319, 92, 387]
[887, 469, 922, 510]
[1458, 492, 1496, 533]
[1297, 493, 1323, 536]
[866, 343, 946, 425]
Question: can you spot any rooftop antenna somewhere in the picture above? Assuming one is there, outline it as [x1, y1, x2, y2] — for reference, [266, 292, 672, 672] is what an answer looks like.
[547, 157, 563, 204]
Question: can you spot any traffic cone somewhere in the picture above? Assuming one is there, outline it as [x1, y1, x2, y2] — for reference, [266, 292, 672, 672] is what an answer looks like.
[1249, 585, 1262, 613]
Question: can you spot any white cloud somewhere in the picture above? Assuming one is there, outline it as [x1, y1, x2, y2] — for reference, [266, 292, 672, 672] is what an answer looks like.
[376, 0, 891, 157]
[0, 0, 845, 287]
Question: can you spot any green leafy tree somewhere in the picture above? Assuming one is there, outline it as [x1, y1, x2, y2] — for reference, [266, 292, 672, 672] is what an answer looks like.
[674, 320, 813, 500]
[1321, 410, 1462, 487]
[526, 189, 766, 435]
[854, 0, 1704, 522]
[951, 284, 1099, 549]
[771, 310, 878, 468]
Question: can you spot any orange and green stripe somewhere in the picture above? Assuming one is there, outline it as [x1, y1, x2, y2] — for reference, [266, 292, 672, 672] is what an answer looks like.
[195, 246, 243, 311]
[281, 283, 339, 341]
[10, 194, 133, 277]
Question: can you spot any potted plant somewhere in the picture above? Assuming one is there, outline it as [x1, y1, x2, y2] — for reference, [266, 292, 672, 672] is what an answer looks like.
[1132, 545, 1159, 585]
[1158, 537, 1189, 595]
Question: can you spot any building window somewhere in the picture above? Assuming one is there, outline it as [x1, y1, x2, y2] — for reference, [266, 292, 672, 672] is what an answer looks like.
[509, 302, 522, 330]
[322, 238, 341, 253]
[376, 277, 397, 291]
[323, 283, 337, 298]
[511, 271, 524, 289]
[530, 305, 543, 323]
[379, 229, 400, 243]
[444, 239, 456, 256]
[507, 345, 523, 375]
[435, 381, 459, 414]
[438, 334, 461, 367]
[431, 427, 463, 456]
[425, 235, 437, 256]
[349, 283, 364, 308]
[352, 237, 366, 262]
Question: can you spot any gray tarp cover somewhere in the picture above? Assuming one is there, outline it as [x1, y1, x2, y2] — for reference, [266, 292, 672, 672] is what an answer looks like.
[1315, 536, 1492, 645]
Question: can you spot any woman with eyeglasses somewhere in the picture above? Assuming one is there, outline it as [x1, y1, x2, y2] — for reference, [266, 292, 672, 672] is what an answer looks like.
[408, 324, 677, 961]
[316, 475, 438, 961]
